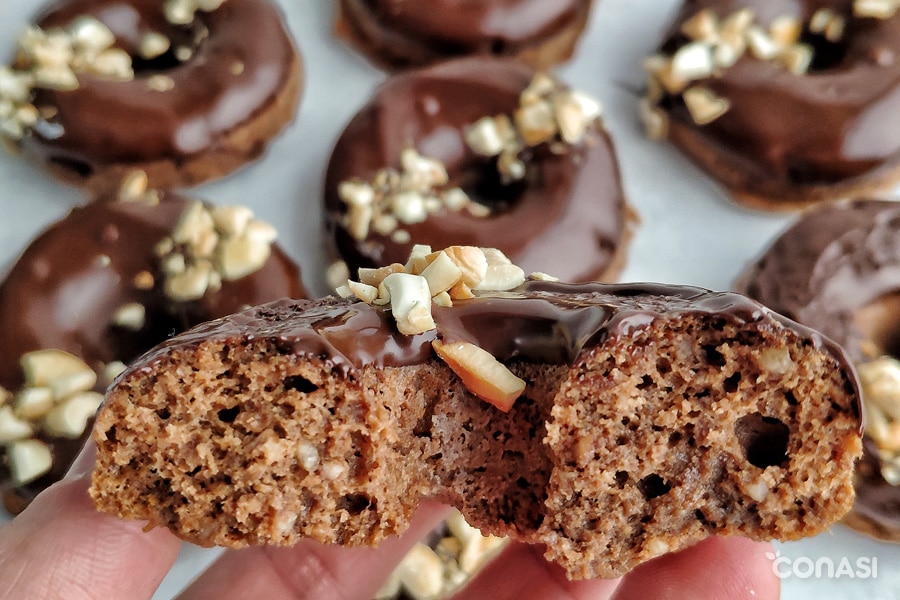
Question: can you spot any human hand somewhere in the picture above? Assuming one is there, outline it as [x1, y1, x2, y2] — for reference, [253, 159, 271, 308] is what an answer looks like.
[0, 444, 779, 600]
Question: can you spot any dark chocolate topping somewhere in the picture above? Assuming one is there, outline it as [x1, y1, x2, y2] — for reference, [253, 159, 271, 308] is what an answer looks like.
[0, 191, 305, 510]
[324, 57, 627, 282]
[0, 192, 306, 391]
[737, 198, 900, 534]
[658, 1, 900, 191]
[18, 0, 297, 173]
[127, 281, 860, 426]
[341, 0, 590, 56]
[737, 199, 900, 363]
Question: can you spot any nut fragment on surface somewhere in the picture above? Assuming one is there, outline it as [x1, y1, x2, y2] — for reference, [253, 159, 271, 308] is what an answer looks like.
[8, 439, 53, 485]
[1, 17, 135, 142]
[337, 148, 477, 242]
[464, 73, 604, 182]
[164, 0, 227, 25]
[857, 356, 900, 484]
[155, 201, 278, 302]
[341, 245, 549, 411]
[855, 0, 900, 19]
[642, 6, 858, 137]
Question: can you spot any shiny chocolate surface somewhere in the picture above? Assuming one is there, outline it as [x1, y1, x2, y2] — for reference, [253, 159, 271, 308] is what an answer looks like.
[657, 1, 900, 199]
[324, 57, 627, 283]
[18, 0, 297, 176]
[0, 192, 306, 508]
[339, 0, 592, 66]
[737, 198, 900, 538]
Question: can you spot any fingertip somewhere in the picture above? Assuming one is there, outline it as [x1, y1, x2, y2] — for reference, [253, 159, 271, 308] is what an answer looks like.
[611, 536, 780, 600]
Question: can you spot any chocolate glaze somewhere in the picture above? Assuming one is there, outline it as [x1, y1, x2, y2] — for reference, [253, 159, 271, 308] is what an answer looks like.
[125, 280, 861, 429]
[339, 0, 593, 68]
[737, 199, 900, 363]
[736, 198, 900, 535]
[17, 0, 297, 180]
[0, 192, 306, 509]
[324, 58, 628, 283]
[657, 1, 900, 204]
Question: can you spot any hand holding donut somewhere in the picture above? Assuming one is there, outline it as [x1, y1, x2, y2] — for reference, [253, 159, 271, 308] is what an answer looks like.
[0, 441, 780, 600]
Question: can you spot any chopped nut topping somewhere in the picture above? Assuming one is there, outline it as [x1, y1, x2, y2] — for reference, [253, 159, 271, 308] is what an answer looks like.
[858, 356, 900, 484]
[1, 351, 129, 485]
[337, 147, 476, 242]
[855, 0, 900, 19]
[155, 202, 277, 301]
[147, 74, 175, 92]
[8, 439, 53, 485]
[385, 509, 507, 600]
[682, 86, 731, 125]
[139, 32, 171, 60]
[1, 17, 134, 141]
[464, 73, 604, 182]
[341, 245, 536, 411]
[164, 0, 227, 25]
[112, 302, 146, 330]
[643, 6, 864, 134]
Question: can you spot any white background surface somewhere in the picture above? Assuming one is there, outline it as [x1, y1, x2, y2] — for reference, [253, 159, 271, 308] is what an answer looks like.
[0, 1, 898, 598]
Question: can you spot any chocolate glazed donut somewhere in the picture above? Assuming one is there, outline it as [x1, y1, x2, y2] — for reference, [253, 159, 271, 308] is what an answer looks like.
[646, 1, 900, 210]
[324, 58, 631, 284]
[15, 0, 302, 192]
[736, 199, 900, 540]
[337, 0, 595, 70]
[0, 192, 306, 513]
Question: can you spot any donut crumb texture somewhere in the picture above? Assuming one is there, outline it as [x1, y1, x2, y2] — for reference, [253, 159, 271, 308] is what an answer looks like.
[90, 299, 861, 578]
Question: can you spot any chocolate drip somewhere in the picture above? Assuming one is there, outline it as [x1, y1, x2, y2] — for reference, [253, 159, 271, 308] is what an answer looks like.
[324, 58, 627, 283]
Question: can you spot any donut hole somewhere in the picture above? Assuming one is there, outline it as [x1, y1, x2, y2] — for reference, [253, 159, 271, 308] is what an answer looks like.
[457, 157, 529, 212]
[799, 29, 848, 72]
[854, 292, 900, 359]
[734, 413, 789, 469]
[128, 22, 210, 74]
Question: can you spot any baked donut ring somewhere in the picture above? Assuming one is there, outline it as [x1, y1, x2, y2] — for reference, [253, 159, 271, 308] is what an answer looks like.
[736, 199, 900, 540]
[1, 0, 302, 192]
[89, 257, 861, 578]
[0, 185, 306, 513]
[337, 0, 595, 70]
[643, 1, 900, 210]
[324, 58, 632, 284]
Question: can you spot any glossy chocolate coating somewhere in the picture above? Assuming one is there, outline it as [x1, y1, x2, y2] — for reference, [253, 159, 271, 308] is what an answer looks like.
[0, 192, 306, 509]
[127, 281, 860, 427]
[736, 199, 900, 535]
[324, 58, 628, 283]
[339, 0, 593, 68]
[657, 1, 900, 204]
[737, 199, 900, 363]
[18, 0, 298, 181]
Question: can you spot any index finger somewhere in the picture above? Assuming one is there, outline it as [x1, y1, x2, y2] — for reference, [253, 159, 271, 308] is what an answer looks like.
[0, 443, 182, 600]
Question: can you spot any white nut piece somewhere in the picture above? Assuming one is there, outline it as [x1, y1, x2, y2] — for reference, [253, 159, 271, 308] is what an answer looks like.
[14, 387, 54, 420]
[21, 349, 94, 388]
[444, 246, 488, 288]
[112, 302, 146, 331]
[217, 236, 272, 281]
[420, 251, 463, 296]
[0, 405, 35, 443]
[380, 273, 436, 335]
[8, 439, 53, 485]
[474, 262, 526, 292]
[210, 204, 254, 237]
[43, 391, 104, 438]
[348, 280, 379, 304]
[396, 543, 445, 600]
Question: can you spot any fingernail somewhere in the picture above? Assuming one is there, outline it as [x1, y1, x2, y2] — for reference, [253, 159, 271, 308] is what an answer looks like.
[63, 441, 97, 481]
